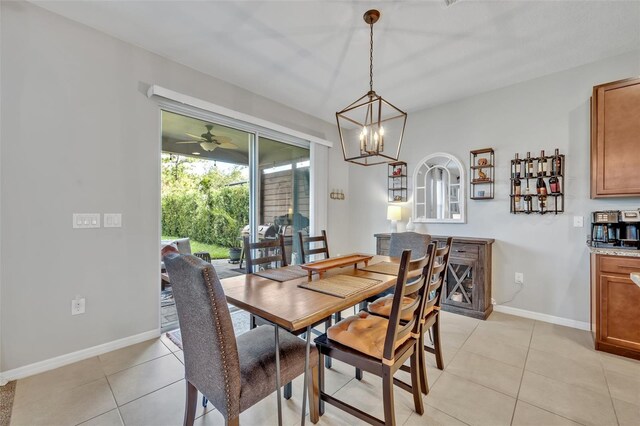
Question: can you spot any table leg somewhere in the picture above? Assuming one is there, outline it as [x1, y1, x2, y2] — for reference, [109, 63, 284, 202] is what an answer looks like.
[274, 325, 282, 426]
[301, 325, 311, 426]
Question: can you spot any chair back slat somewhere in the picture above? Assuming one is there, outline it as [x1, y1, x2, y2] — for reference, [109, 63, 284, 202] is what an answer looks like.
[163, 254, 241, 419]
[244, 235, 287, 274]
[306, 248, 328, 256]
[424, 237, 453, 319]
[431, 262, 446, 276]
[394, 317, 417, 341]
[299, 230, 330, 263]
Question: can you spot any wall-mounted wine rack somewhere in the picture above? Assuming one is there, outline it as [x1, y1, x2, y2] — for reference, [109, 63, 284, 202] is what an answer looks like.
[510, 149, 565, 215]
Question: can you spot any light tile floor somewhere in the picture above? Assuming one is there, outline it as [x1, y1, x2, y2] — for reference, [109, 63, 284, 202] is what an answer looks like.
[9, 311, 640, 426]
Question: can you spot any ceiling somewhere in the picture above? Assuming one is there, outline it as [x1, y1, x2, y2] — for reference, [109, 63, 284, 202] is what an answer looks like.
[33, 1, 640, 123]
[162, 111, 309, 166]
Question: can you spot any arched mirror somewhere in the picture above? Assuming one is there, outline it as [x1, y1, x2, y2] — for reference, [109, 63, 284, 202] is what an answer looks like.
[413, 153, 466, 223]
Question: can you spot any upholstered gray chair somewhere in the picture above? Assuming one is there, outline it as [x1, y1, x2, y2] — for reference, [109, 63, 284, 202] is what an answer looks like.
[164, 253, 319, 426]
[389, 232, 431, 259]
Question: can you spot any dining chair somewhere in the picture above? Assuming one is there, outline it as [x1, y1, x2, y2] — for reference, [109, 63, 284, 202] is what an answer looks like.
[164, 253, 320, 426]
[298, 230, 338, 369]
[388, 232, 431, 260]
[314, 249, 433, 425]
[243, 234, 288, 331]
[298, 230, 330, 262]
[369, 238, 451, 393]
[243, 234, 326, 398]
[420, 237, 453, 376]
[243, 235, 287, 275]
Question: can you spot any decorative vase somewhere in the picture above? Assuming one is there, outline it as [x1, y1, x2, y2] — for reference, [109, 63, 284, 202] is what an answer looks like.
[406, 217, 415, 231]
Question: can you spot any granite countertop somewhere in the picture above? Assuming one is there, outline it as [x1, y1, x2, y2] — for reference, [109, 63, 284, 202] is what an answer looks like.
[588, 246, 640, 258]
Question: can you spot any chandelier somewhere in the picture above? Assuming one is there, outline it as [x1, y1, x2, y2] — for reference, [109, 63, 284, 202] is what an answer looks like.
[336, 9, 407, 166]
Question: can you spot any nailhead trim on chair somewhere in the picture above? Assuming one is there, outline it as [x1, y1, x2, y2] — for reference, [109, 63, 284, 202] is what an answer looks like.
[185, 256, 235, 418]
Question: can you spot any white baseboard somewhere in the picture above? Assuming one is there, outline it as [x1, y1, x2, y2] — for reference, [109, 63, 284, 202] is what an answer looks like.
[493, 305, 591, 331]
[0, 329, 161, 384]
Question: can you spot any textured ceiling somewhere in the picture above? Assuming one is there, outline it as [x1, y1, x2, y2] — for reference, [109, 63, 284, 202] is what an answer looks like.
[32, 1, 640, 123]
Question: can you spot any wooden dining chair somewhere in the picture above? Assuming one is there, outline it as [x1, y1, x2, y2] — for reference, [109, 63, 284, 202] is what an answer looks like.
[164, 253, 320, 426]
[243, 234, 326, 398]
[420, 237, 453, 376]
[298, 230, 341, 369]
[298, 230, 330, 263]
[314, 249, 433, 425]
[243, 235, 287, 274]
[367, 239, 451, 394]
[389, 232, 431, 259]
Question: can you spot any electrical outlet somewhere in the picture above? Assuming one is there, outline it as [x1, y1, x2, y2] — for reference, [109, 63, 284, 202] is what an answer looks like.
[71, 296, 86, 315]
[515, 272, 524, 284]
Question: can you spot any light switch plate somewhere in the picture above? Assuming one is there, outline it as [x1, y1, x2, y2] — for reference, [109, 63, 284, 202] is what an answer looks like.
[104, 213, 122, 228]
[73, 213, 100, 229]
[573, 216, 584, 228]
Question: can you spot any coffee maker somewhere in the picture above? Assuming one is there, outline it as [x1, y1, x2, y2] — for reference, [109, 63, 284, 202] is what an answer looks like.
[591, 211, 620, 247]
[591, 210, 640, 249]
[620, 210, 640, 248]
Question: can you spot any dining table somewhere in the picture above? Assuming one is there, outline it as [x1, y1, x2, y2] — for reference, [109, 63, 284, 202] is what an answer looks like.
[219, 254, 402, 426]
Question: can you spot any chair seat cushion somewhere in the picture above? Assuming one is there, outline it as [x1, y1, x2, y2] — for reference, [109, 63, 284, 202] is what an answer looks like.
[236, 325, 318, 412]
[368, 295, 416, 321]
[327, 312, 410, 359]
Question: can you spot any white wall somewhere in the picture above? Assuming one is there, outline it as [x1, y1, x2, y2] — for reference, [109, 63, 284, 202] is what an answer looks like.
[0, 1, 342, 372]
[345, 50, 640, 323]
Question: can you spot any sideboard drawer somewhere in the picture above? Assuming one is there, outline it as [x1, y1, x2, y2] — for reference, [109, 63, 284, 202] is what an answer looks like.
[450, 244, 480, 259]
[600, 255, 640, 275]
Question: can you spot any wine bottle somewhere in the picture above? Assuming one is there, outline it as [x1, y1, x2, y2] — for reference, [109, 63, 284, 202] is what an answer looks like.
[549, 175, 560, 194]
[553, 148, 562, 176]
[514, 177, 522, 198]
[524, 194, 532, 213]
[514, 153, 521, 178]
[540, 150, 549, 176]
[526, 152, 534, 178]
[536, 176, 548, 196]
[538, 195, 546, 213]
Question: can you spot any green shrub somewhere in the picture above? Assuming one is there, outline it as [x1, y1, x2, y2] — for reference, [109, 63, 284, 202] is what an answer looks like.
[161, 169, 249, 248]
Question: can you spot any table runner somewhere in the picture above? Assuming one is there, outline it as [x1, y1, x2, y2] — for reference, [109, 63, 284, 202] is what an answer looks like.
[358, 261, 399, 276]
[298, 274, 382, 298]
[254, 265, 309, 282]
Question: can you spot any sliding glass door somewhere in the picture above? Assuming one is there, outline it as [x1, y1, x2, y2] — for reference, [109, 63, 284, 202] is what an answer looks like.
[258, 137, 310, 264]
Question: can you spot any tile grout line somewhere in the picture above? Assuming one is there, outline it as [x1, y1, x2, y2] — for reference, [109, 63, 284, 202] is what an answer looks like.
[112, 377, 184, 409]
[598, 355, 622, 426]
[511, 321, 590, 426]
[101, 350, 176, 378]
[509, 319, 535, 425]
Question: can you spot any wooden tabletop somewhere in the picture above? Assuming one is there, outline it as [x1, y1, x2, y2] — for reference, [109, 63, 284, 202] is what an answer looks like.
[220, 255, 398, 332]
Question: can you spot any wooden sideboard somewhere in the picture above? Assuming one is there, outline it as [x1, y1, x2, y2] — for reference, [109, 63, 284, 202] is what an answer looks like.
[374, 233, 494, 319]
[591, 253, 640, 360]
[591, 77, 640, 198]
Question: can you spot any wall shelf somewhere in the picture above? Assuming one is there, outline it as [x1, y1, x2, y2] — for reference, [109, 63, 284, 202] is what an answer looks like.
[469, 148, 494, 200]
[388, 161, 407, 203]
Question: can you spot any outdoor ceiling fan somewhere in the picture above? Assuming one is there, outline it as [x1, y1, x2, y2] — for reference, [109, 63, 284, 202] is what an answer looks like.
[176, 124, 238, 152]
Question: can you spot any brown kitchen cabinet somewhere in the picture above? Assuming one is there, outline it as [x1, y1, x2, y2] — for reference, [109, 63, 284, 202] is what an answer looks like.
[375, 233, 494, 319]
[591, 77, 640, 198]
[591, 253, 640, 360]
